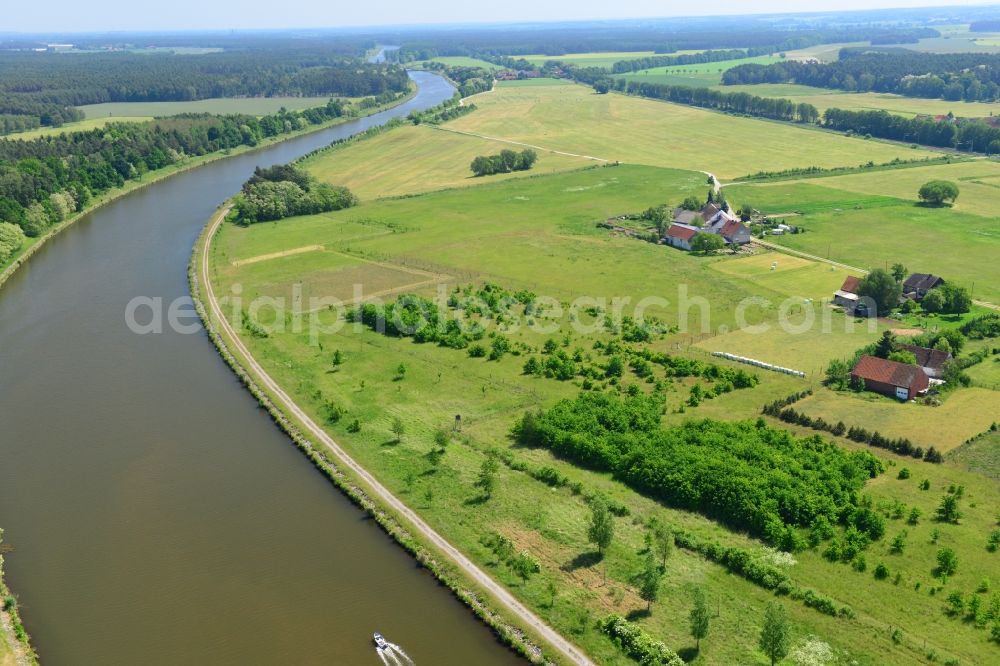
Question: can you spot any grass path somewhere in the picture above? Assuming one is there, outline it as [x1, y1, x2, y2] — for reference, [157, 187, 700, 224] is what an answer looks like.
[430, 125, 610, 162]
[199, 206, 597, 666]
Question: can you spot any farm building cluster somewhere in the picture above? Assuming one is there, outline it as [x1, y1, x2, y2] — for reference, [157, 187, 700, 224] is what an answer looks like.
[833, 271, 954, 401]
[833, 272, 946, 317]
[665, 203, 752, 251]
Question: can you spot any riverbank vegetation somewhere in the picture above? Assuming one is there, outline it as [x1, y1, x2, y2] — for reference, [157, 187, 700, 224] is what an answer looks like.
[0, 530, 37, 665]
[0, 83, 411, 277]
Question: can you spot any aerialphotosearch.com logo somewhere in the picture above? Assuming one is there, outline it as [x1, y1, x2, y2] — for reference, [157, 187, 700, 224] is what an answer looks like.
[124, 282, 879, 344]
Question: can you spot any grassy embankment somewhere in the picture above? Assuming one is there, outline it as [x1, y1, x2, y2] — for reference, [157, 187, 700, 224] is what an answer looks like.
[0, 531, 37, 666]
[0, 87, 416, 289]
[204, 79, 1000, 664]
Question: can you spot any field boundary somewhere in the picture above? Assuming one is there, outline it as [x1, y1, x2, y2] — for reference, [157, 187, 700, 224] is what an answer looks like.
[752, 238, 1000, 311]
[196, 205, 597, 666]
[429, 125, 610, 162]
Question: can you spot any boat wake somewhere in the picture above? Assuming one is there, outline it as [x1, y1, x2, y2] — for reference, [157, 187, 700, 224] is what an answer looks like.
[388, 643, 415, 665]
[374, 634, 414, 665]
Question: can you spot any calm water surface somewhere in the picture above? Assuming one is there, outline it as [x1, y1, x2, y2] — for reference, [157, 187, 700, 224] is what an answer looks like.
[0, 71, 523, 666]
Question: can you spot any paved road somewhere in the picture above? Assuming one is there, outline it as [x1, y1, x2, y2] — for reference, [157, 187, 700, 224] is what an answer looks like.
[199, 207, 597, 666]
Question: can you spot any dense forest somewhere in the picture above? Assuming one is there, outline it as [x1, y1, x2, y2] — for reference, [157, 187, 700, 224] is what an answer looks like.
[514, 392, 885, 549]
[0, 51, 409, 133]
[723, 50, 1000, 102]
[0, 92, 397, 239]
[386, 23, 939, 62]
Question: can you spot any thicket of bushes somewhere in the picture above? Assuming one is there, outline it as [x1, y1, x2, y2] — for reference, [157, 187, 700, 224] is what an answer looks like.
[470, 148, 538, 176]
[231, 164, 356, 224]
[599, 615, 684, 666]
[514, 392, 884, 549]
[961, 313, 1000, 340]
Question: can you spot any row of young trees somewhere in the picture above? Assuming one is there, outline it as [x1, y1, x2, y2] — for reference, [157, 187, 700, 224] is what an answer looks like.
[470, 149, 538, 176]
[0, 95, 388, 239]
[722, 51, 1000, 102]
[767, 402, 943, 462]
[609, 48, 756, 74]
[598, 78, 820, 123]
[513, 391, 884, 549]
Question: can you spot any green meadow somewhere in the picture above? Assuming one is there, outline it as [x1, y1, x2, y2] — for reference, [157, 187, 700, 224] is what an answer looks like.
[78, 96, 338, 119]
[419, 56, 499, 69]
[617, 55, 783, 87]
[716, 84, 1000, 118]
[446, 80, 939, 180]
[725, 178, 1000, 304]
[521, 51, 670, 70]
[209, 149, 1000, 664]
[298, 123, 593, 199]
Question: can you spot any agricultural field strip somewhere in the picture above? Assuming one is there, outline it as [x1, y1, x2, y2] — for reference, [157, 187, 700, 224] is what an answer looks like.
[232, 245, 325, 266]
[429, 125, 610, 162]
[201, 206, 598, 666]
[753, 238, 1000, 312]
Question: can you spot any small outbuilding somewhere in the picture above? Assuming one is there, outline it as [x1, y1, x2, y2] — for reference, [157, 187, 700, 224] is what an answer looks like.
[834, 276, 861, 309]
[665, 223, 699, 251]
[902, 273, 944, 301]
[852, 355, 929, 401]
[898, 343, 952, 379]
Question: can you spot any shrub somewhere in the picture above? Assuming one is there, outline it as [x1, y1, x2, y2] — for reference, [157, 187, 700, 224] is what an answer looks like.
[598, 614, 684, 666]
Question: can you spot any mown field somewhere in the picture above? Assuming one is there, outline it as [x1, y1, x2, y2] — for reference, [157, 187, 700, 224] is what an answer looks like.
[9, 115, 150, 139]
[78, 96, 338, 118]
[716, 84, 1000, 118]
[778, 158, 1000, 217]
[210, 147, 1000, 664]
[724, 178, 1000, 304]
[792, 388, 999, 452]
[617, 55, 783, 87]
[784, 42, 868, 63]
[443, 80, 939, 180]
[419, 56, 499, 69]
[297, 123, 594, 199]
[521, 51, 672, 69]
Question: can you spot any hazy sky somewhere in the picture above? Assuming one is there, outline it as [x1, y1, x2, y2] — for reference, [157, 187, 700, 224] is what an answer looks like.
[3, 0, 995, 33]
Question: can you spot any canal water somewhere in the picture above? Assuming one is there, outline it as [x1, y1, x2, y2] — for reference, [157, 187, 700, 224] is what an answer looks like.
[0, 71, 523, 665]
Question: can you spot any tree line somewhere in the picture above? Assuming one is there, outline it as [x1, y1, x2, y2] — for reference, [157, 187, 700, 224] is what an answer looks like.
[722, 50, 1000, 102]
[609, 49, 759, 74]
[607, 78, 819, 123]
[0, 94, 389, 239]
[386, 23, 937, 62]
[470, 149, 538, 177]
[0, 51, 410, 134]
[825, 107, 1000, 153]
[513, 391, 884, 549]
